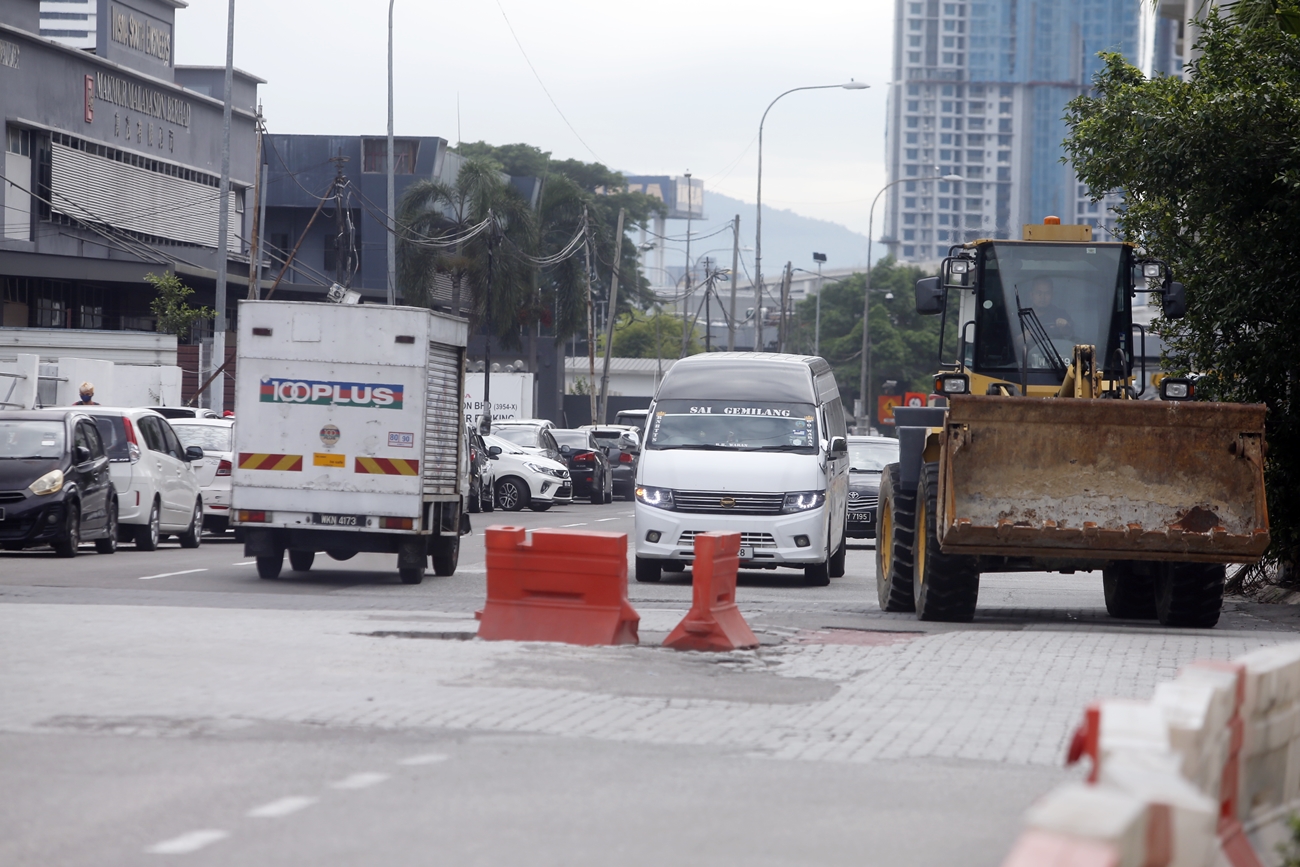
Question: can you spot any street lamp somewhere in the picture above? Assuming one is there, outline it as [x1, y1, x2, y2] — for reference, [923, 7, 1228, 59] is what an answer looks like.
[856, 171, 964, 433]
[755, 80, 868, 353]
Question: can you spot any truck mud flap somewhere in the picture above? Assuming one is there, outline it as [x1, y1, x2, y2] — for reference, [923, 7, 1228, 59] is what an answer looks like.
[937, 396, 1269, 563]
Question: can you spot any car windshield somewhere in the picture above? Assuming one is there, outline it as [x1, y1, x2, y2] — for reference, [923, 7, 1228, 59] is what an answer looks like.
[484, 435, 526, 455]
[171, 423, 232, 453]
[89, 415, 132, 462]
[975, 242, 1130, 379]
[0, 421, 65, 459]
[849, 441, 898, 472]
[492, 427, 538, 447]
[645, 399, 818, 454]
[590, 429, 637, 449]
[551, 431, 591, 449]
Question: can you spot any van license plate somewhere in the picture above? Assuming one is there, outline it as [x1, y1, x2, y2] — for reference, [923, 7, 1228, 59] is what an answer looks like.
[311, 513, 364, 527]
[737, 545, 752, 560]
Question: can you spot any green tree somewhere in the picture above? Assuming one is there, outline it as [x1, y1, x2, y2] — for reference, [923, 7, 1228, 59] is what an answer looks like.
[610, 309, 701, 359]
[1063, 3, 1300, 570]
[146, 271, 214, 340]
[789, 259, 947, 415]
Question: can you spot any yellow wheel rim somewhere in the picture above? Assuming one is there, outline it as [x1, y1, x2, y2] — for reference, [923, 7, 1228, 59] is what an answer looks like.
[915, 497, 926, 587]
[880, 504, 892, 577]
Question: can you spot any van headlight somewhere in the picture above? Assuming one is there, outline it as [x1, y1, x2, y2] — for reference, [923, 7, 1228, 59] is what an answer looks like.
[29, 469, 65, 496]
[635, 485, 675, 510]
[781, 490, 826, 513]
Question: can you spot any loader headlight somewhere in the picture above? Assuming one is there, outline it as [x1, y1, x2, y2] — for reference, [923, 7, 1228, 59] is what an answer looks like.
[1142, 263, 1163, 278]
[1160, 377, 1195, 401]
[935, 373, 970, 395]
[781, 490, 826, 513]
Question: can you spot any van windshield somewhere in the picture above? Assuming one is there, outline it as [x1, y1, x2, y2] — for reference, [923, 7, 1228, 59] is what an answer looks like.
[645, 400, 818, 454]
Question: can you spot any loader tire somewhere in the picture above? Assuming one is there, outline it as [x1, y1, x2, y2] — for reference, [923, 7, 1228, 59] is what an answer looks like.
[1154, 562, 1224, 628]
[913, 462, 980, 622]
[1102, 561, 1157, 620]
[876, 463, 916, 613]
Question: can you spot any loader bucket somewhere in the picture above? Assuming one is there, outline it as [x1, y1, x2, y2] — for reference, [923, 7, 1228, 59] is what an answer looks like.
[937, 396, 1269, 563]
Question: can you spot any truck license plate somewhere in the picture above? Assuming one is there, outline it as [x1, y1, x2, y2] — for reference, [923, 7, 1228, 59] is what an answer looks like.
[311, 513, 364, 527]
[737, 545, 752, 560]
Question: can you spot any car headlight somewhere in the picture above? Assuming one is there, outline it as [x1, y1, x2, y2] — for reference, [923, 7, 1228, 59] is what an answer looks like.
[524, 462, 567, 478]
[29, 469, 64, 496]
[635, 485, 675, 510]
[781, 490, 826, 513]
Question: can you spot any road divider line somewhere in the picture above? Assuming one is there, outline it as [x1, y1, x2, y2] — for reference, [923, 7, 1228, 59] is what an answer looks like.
[233, 561, 256, 566]
[145, 829, 229, 854]
[138, 569, 208, 581]
[399, 753, 449, 766]
[560, 523, 588, 527]
[247, 796, 318, 818]
[595, 518, 620, 522]
[329, 772, 389, 790]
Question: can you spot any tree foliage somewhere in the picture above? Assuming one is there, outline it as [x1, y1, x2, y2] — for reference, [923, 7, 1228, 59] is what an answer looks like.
[610, 309, 702, 359]
[1063, 4, 1300, 567]
[788, 259, 949, 416]
[146, 271, 213, 340]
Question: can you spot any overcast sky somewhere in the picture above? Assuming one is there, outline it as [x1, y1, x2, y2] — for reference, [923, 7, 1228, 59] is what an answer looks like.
[174, 0, 894, 238]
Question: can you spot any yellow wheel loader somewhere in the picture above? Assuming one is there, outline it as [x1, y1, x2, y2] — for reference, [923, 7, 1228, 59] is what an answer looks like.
[876, 220, 1269, 628]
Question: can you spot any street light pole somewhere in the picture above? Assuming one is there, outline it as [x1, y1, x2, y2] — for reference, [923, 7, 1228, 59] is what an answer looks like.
[755, 80, 867, 354]
[680, 171, 693, 357]
[385, 0, 396, 306]
[855, 171, 964, 433]
[812, 252, 826, 356]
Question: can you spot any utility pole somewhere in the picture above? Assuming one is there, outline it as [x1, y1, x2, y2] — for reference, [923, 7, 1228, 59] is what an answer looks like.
[331, 151, 348, 286]
[680, 171, 693, 358]
[385, 0, 396, 305]
[246, 106, 263, 300]
[583, 207, 597, 425]
[480, 214, 496, 435]
[704, 261, 712, 352]
[598, 207, 625, 425]
[812, 252, 827, 356]
[778, 261, 792, 353]
[208, 0, 236, 414]
[728, 214, 739, 351]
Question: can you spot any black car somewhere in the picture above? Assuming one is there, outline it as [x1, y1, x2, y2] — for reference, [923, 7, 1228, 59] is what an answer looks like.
[585, 426, 640, 500]
[551, 429, 614, 504]
[0, 411, 120, 556]
[846, 435, 901, 540]
[464, 424, 495, 514]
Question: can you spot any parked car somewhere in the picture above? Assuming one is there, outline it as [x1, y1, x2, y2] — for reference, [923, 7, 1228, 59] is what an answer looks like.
[148, 406, 221, 420]
[614, 408, 649, 435]
[582, 425, 640, 500]
[169, 418, 235, 534]
[0, 411, 119, 556]
[465, 423, 495, 514]
[550, 428, 614, 504]
[846, 435, 900, 540]
[55, 408, 206, 550]
[483, 434, 572, 512]
[490, 421, 564, 464]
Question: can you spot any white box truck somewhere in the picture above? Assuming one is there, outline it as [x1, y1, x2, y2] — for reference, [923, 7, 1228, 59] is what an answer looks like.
[230, 301, 469, 583]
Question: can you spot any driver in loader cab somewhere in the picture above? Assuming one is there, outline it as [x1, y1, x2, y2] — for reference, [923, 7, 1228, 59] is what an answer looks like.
[1029, 277, 1074, 338]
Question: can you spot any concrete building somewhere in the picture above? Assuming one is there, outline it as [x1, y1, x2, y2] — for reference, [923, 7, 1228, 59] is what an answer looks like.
[883, 0, 1141, 264]
[1, 0, 262, 333]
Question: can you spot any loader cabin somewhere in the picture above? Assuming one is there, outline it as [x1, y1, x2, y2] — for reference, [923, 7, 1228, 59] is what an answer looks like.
[914, 218, 1185, 398]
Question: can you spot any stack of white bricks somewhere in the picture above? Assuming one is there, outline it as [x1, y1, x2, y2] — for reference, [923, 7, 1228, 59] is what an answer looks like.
[1001, 643, 1300, 867]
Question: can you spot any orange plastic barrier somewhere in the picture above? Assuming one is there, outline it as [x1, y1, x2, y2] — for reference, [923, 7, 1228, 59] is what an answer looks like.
[664, 531, 759, 652]
[477, 525, 640, 646]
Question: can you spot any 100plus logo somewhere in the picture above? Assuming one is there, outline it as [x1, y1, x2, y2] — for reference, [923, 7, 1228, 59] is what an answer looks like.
[260, 378, 404, 409]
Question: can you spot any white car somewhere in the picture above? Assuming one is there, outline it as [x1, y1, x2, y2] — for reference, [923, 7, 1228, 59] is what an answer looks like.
[70, 408, 206, 550]
[168, 418, 234, 534]
[483, 434, 572, 512]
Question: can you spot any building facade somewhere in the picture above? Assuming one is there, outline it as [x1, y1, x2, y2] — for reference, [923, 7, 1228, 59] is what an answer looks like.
[883, 0, 1140, 264]
[1, 0, 261, 333]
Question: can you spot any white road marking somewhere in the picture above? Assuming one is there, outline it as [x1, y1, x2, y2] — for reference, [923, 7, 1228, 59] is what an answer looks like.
[138, 569, 207, 581]
[399, 753, 449, 766]
[560, 523, 588, 528]
[247, 796, 318, 818]
[330, 772, 389, 790]
[233, 561, 256, 566]
[145, 829, 229, 854]
[595, 518, 620, 522]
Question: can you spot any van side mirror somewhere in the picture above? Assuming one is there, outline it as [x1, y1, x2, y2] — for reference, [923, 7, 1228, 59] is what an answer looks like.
[827, 436, 847, 456]
[915, 277, 945, 315]
[1162, 281, 1187, 319]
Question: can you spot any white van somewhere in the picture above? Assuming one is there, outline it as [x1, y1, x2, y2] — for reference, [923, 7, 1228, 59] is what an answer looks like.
[633, 353, 849, 586]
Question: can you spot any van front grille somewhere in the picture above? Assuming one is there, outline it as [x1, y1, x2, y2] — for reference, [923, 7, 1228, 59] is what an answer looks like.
[677, 531, 777, 549]
[672, 490, 784, 515]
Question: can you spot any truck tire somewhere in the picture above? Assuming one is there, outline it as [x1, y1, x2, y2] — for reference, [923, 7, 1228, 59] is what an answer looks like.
[635, 557, 662, 583]
[1154, 562, 1224, 628]
[289, 549, 315, 572]
[326, 550, 356, 561]
[495, 476, 529, 511]
[913, 462, 980, 622]
[256, 553, 283, 579]
[1103, 561, 1157, 619]
[399, 565, 425, 585]
[876, 464, 917, 612]
[432, 534, 459, 576]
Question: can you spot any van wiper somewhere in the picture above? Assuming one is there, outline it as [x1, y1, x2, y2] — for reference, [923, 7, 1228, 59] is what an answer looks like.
[850, 467, 882, 473]
[652, 443, 738, 451]
[746, 444, 815, 452]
